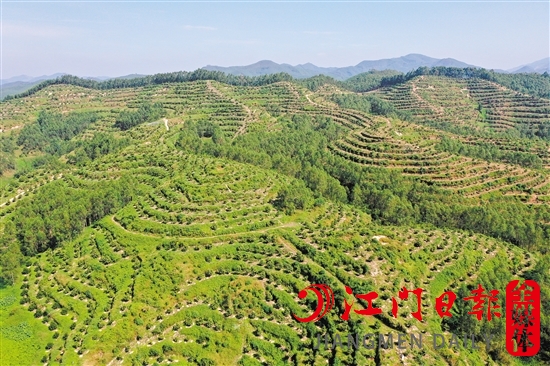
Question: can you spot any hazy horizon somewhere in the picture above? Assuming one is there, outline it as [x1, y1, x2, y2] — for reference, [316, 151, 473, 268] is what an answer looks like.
[2, 1, 549, 79]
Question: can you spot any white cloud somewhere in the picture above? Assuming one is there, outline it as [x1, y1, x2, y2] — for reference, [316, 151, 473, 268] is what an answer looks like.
[205, 39, 261, 46]
[183, 25, 217, 31]
[304, 31, 337, 36]
[2, 23, 70, 38]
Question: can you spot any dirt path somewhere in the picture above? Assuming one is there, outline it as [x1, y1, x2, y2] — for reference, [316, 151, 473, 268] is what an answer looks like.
[304, 93, 332, 110]
[410, 79, 444, 115]
[0, 125, 22, 134]
[206, 80, 252, 138]
[235, 103, 252, 137]
[0, 173, 64, 208]
[163, 118, 169, 131]
[0, 190, 25, 208]
[109, 215, 300, 240]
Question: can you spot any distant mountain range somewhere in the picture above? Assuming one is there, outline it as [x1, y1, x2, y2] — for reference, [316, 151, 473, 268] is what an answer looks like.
[204, 54, 550, 80]
[203, 54, 479, 80]
[507, 57, 550, 74]
[1, 73, 69, 84]
[0, 74, 148, 100]
[0, 73, 148, 84]
[1, 54, 548, 100]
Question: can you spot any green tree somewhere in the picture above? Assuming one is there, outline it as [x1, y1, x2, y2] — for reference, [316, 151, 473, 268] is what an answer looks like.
[274, 180, 314, 214]
[0, 222, 22, 285]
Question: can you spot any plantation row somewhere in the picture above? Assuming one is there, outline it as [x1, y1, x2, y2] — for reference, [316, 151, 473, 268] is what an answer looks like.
[324, 116, 550, 200]
[373, 76, 550, 135]
[1, 77, 549, 365]
[2, 132, 536, 365]
[203, 79, 550, 202]
[179, 80, 550, 202]
[1, 81, 254, 140]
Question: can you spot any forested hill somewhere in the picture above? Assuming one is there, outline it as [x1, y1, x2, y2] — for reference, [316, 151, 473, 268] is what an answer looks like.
[1, 73, 549, 365]
[4, 66, 550, 102]
[2, 70, 294, 101]
[337, 67, 550, 98]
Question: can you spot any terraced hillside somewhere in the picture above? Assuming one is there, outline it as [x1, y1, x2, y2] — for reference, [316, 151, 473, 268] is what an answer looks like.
[273, 78, 548, 202]
[0, 82, 252, 139]
[1, 73, 549, 365]
[1, 143, 535, 365]
[371, 75, 550, 134]
[2, 78, 550, 220]
[365, 76, 550, 162]
[326, 117, 550, 202]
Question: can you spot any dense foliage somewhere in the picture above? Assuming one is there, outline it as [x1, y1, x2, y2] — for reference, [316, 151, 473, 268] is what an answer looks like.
[297, 75, 342, 92]
[0, 134, 16, 154]
[436, 136, 544, 169]
[17, 110, 98, 154]
[0, 153, 15, 175]
[70, 133, 130, 164]
[0, 135, 16, 175]
[341, 70, 403, 92]
[272, 180, 315, 214]
[330, 93, 412, 120]
[12, 178, 134, 255]
[175, 115, 550, 252]
[114, 102, 165, 130]
[490, 71, 550, 99]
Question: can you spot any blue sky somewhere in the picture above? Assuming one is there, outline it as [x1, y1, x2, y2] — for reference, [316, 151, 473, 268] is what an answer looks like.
[1, 1, 549, 78]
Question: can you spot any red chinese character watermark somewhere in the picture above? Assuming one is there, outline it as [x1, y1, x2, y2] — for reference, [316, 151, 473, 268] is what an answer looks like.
[506, 280, 540, 356]
[291, 279, 541, 358]
[391, 287, 423, 321]
[292, 284, 334, 323]
[341, 286, 382, 321]
[463, 284, 501, 321]
[435, 290, 456, 318]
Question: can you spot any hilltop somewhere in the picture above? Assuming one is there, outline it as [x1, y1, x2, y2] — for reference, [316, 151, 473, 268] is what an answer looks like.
[507, 57, 550, 74]
[0, 74, 147, 101]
